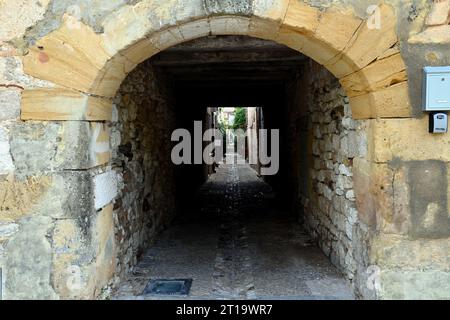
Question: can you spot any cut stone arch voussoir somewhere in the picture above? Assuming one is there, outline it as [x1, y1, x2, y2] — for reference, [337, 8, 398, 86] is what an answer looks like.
[20, 2, 411, 121]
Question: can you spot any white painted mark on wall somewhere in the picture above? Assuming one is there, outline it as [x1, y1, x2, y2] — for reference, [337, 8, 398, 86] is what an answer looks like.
[93, 170, 118, 210]
[65, 6, 82, 30]
[66, 265, 82, 293]
[89, 123, 111, 164]
[0, 127, 14, 175]
[367, 5, 381, 30]
[366, 265, 381, 294]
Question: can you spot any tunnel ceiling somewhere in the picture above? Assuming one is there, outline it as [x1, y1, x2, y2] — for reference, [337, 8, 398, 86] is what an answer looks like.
[151, 36, 307, 106]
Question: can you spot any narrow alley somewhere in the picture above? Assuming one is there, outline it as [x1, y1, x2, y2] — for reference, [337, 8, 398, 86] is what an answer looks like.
[113, 159, 354, 300]
[2, 0, 449, 302]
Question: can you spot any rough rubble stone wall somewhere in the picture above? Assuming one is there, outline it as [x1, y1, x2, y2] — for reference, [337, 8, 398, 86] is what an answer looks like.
[110, 60, 177, 285]
[287, 60, 373, 299]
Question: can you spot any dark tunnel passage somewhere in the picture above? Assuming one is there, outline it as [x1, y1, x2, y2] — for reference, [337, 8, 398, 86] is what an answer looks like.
[163, 36, 302, 212]
[111, 36, 366, 299]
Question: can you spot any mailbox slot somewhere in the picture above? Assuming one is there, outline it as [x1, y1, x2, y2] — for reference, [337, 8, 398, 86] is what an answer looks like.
[423, 66, 450, 111]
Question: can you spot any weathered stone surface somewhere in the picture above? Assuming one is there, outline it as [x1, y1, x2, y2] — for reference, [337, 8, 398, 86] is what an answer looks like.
[210, 16, 249, 36]
[22, 15, 132, 97]
[409, 25, 450, 44]
[275, 27, 307, 54]
[3, 215, 57, 299]
[101, 0, 206, 56]
[179, 19, 211, 40]
[119, 38, 158, 65]
[10, 121, 110, 174]
[349, 82, 411, 119]
[276, 27, 339, 65]
[51, 171, 94, 221]
[252, 0, 290, 23]
[0, 176, 52, 221]
[23, 15, 110, 92]
[51, 203, 115, 299]
[408, 160, 449, 239]
[0, 89, 20, 120]
[283, 0, 320, 35]
[448, 163, 450, 215]
[0, 56, 55, 89]
[340, 53, 407, 98]
[315, 8, 362, 53]
[248, 17, 280, 41]
[90, 53, 136, 98]
[0, 126, 14, 176]
[353, 160, 411, 235]
[61, 122, 111, 169]
[0, 0, 51, 42]
[372, 234, 450, 271]
[353, 157, 450, 239]
[149, 27, 184, 51]
[248, 0, 289, 39]
[426, 0, 450, 26]
[204, 0, 253, 16]
[371, 117, 450, 162]
[326, 4, 398, 78]
[379, 270, 450, 300]
[21, 88, 113, 121]
[407, 0, 450, 44]
[92, 204, 116, 291]
[9, 121, 60, 174]
[100, 3, 155, 57]
[51, 217, 91, 298]
[0, 222, 19, 240]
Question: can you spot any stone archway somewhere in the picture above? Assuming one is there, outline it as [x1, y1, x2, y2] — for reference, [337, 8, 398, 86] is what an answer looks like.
[21, 1, 410, 121]
[6, 0, 442, 300]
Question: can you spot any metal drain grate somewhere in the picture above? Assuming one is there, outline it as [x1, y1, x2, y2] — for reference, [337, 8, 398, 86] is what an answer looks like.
[143, 279, 193, 295]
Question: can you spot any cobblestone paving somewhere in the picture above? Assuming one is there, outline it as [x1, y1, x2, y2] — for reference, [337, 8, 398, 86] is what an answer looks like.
[112, 161, 354, 300]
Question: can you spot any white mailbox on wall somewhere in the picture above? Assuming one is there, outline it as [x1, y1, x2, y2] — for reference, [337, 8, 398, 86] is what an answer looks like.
[422, 66, 450, 111]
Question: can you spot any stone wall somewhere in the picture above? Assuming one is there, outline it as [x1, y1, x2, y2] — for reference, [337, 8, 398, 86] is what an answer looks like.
[287, 60, 373, 298]
[0, 0, 449, 300]
[110, 60, 177, 283]
[0, 50, 176, 301]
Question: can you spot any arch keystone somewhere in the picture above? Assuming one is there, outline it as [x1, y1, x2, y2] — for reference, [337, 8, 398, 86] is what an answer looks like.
[179, 19, 211, 41]
[210, 16, 250, 35]
[249, 17, 281, 40]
